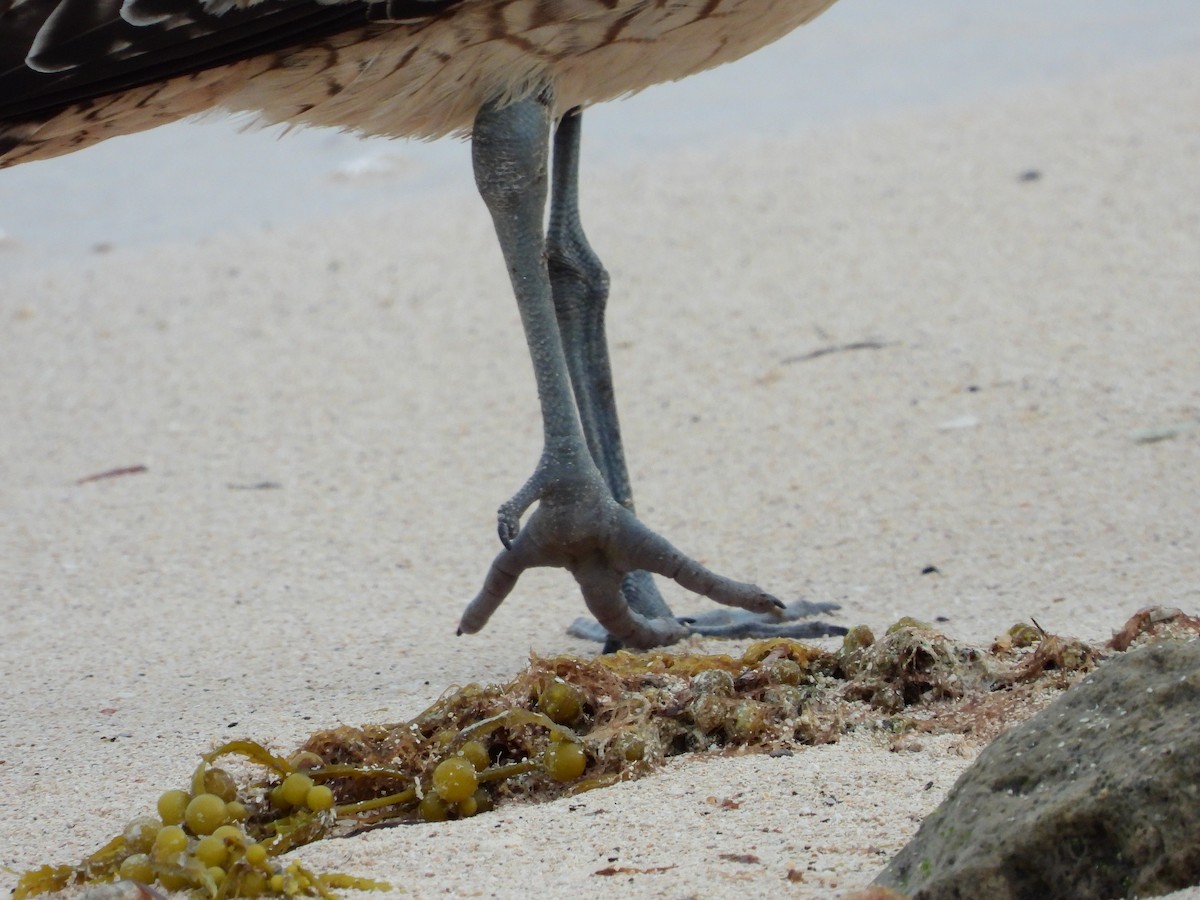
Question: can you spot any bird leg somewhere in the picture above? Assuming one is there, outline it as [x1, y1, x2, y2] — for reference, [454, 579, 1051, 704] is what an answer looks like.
[457, 93, 796, 649]
[544, 108, 673, 647]
[544, 107, 845, 646]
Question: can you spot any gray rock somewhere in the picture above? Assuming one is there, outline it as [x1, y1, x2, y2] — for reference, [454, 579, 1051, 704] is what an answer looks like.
[874, 639, 1200, 900]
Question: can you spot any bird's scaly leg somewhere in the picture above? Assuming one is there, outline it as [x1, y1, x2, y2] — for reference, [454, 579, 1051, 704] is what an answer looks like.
[457, 94, 787, 649]
[544, 108, 672, 647]
[545, 107, 847, 646]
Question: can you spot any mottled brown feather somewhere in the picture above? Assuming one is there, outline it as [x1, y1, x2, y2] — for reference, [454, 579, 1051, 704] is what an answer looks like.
[1, 0, 838, 166]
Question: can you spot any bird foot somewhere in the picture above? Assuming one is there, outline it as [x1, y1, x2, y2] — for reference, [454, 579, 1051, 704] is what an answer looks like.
[567, 599, 848, 645]
[458, 457, 788, 649]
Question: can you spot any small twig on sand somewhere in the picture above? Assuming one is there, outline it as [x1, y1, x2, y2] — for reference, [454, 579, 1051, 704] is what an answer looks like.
[75, 465, 147, 485]
[781, 340, 892, 365]
[594, 865, 677, 876]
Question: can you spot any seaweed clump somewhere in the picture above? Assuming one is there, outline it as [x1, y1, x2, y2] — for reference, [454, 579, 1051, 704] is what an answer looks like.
[13, 639, 841, 900]
[836, 618, 995, 711]
[20, 608, 1192, 900]
[296, 638, 845, 818]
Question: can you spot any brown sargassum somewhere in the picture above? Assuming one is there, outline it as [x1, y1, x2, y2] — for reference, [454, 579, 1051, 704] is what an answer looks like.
[18, 606, 1198, 900]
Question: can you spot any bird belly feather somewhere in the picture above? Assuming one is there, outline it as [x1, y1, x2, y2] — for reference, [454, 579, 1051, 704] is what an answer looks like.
[0, 0, 837, 166]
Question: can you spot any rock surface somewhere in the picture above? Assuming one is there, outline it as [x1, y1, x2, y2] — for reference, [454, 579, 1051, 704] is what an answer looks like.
[874, 639, 1200, 900]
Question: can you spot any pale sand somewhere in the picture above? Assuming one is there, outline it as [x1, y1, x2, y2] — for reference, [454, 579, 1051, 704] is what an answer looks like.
[2, 55, 1199, 899]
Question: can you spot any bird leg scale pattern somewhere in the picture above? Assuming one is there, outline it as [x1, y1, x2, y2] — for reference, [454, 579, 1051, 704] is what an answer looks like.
[457, 95, 796, 648]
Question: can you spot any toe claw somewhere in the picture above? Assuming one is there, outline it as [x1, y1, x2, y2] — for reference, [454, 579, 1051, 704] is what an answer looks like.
[497, 512, 520, 550]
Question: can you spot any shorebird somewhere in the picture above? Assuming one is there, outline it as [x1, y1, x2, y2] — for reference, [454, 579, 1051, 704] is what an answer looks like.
[1, 0, 846, 649]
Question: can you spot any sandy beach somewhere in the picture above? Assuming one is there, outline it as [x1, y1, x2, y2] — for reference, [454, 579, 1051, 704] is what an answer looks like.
[2, 14, 1199, 900]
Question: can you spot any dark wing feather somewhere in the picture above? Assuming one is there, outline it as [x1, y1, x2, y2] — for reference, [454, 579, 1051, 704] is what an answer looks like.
[0, 0, 456, 122]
